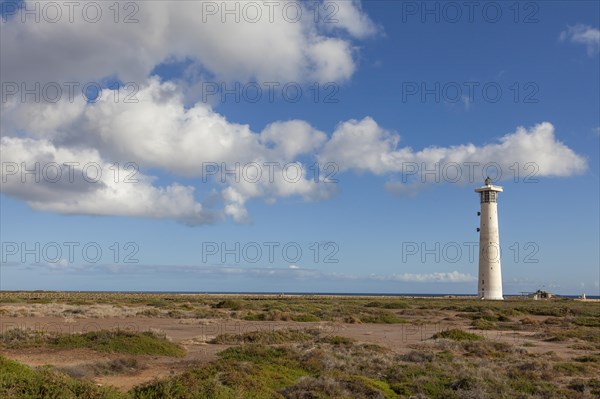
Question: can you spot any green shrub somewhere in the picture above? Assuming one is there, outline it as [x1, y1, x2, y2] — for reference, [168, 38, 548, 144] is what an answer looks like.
[291, 313, 321, 322]
[210, 329, 317, 345]
[574, 354, 600, 363]
[553, 362, 589, 376]
[574, 317, 600, 327]
[360, 311, 406, 324]
[319, 335, 355, 346]
[0, 355, 126, 399]
[212, 299, 243, 310]
[1, 328, 184, 357]
[432, 329, 484, 342]
[52, 330, 185, 356]
[471, 319, 497, 330]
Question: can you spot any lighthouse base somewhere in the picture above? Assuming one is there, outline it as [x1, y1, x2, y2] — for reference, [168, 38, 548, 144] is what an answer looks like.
[479, 292, 504, 300]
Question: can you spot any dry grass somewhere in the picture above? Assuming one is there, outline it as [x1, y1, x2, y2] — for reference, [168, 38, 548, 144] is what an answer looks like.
[59, 358, 144, 379]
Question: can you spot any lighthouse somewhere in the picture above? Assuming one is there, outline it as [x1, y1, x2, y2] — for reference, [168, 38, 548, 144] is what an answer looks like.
[475, 177, 504, 300]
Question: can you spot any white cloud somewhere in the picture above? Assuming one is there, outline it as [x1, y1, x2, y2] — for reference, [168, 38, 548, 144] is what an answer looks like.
[560, 24, 600, 55]
[19, 262, 475, 284]
[462, 95, 472, 111]
[46, 259, 70, 270]
[0, 137, 215, 225]
[305, 37, 356, 82]
[371, 271, 477, 283]
[1, 1, 588, 225]
[0, 1, 377, 85]
[260, 120, 327, 159]
[319, 118, 587, 183]
[2, 79, 327, 173]
[1, 84, 587, 221]
[325, 0, 379, 39]
[319, 117, 403, 175]
[1, 4, 589, 226]
[0, 79, 337, 224]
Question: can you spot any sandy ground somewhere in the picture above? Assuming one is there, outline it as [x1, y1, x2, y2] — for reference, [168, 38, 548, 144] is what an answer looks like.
[0, 309, 592, 391]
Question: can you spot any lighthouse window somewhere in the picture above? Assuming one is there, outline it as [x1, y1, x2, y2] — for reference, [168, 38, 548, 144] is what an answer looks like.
[480, 191, 497, 203]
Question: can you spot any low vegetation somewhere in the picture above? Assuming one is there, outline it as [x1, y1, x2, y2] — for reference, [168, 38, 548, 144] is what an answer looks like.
[0, 292, 598, 398]
[0, 328, 185, 357]
[0, 355, 125, 399]
[432, 329, 484, 341]
[210, 328, 319, 345]
[1, 291, 597, 326]
[132, 336, 600, 398]
[59, 358, 144, 379]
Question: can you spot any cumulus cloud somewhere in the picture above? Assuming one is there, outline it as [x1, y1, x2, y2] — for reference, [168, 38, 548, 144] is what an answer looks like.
[0, 0, 377, 85]
[560, 24, 600, 55]
[0, 136, 216, 225]
[260, 120, 327, 159]
[319, 117, 403, 175]
[325, 0, 379, 39]
[0, 79, 336, 224]
[1, 82, 587, 221]
[0, 2, 588, 224]
[2, 79, 327, 171]
[319, 118, 587, 188]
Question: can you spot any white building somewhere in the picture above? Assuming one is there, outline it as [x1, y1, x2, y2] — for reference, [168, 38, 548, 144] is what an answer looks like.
[475, 177, 504, 300]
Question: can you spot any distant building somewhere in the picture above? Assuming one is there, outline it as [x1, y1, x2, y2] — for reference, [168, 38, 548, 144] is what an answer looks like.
[535, 290, 552, 299]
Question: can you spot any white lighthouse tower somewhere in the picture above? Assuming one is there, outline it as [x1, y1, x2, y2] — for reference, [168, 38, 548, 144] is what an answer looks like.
[475, 177, 504, 300]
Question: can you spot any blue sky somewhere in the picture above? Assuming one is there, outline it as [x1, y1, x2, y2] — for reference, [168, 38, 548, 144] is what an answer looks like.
[1, 0, 598, 295]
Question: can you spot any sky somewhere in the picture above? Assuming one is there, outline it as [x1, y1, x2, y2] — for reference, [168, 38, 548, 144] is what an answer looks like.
[0, 0, 598, 295]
